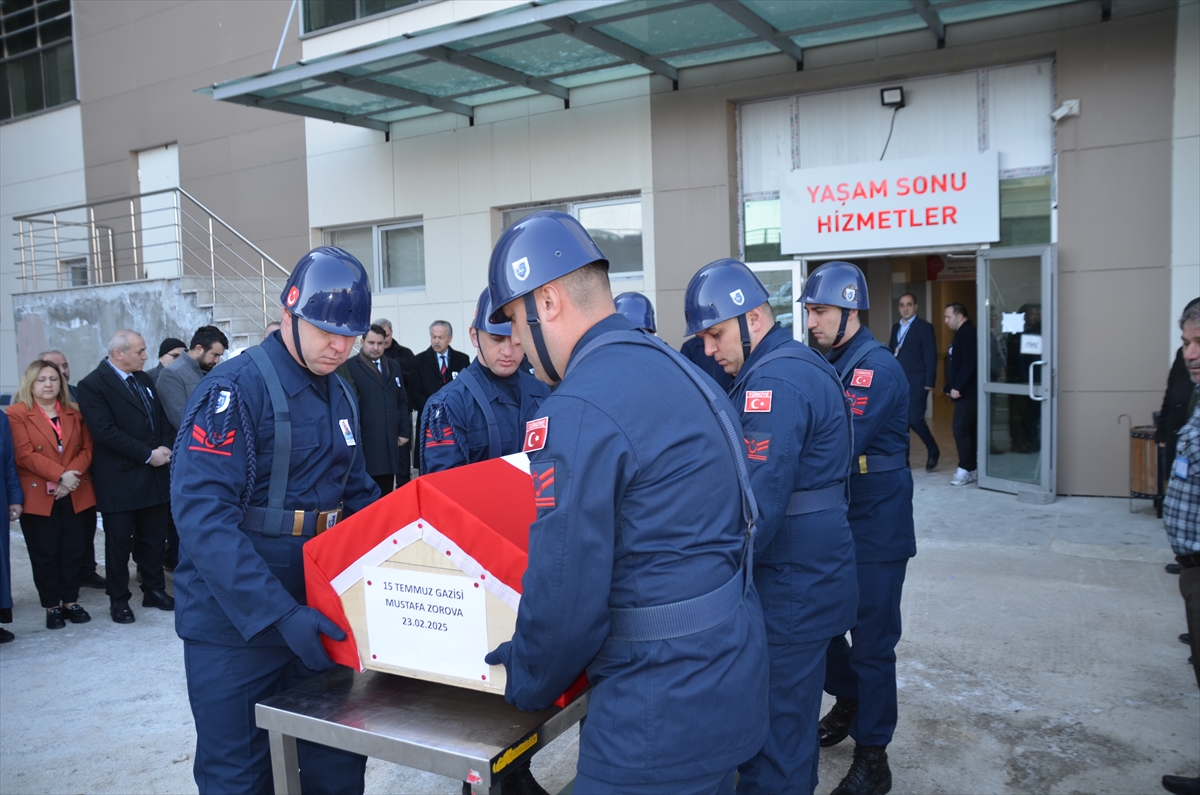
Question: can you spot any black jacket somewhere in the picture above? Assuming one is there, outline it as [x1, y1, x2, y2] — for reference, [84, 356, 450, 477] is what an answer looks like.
[344, 353, 412, 478]
[76, 361, 172, 512]
[1157, 347, 1195, 455]
[943, 320, 977, 402]
[383, 341, 415, 378]
[408, 346, 470, 415]
[888, 316, 938, 397]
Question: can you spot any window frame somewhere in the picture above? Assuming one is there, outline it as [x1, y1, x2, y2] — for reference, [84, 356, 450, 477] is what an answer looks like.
[322, 217, 426, 295]
[0, 0, 77, 124]
[300, 0, 442, 37]
[501, 193, 644, 281]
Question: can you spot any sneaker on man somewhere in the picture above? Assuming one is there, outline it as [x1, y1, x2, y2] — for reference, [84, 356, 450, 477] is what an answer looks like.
[951, 467, 971, 485]
[964, 469, 978, 484]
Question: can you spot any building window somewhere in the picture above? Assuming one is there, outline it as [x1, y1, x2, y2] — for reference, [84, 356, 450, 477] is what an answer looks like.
[501, 196, 643, 276]
[303, 0, 423, 34]
[744, 199, 781, 263]
[998, 176, 1051, 247]
[0, 0, 74, 122]
[323, 220, 425, 292]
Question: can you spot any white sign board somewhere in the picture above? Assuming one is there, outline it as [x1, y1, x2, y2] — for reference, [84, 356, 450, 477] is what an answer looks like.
[780, 152, 1000, 255]
[363, 566, 491, 683]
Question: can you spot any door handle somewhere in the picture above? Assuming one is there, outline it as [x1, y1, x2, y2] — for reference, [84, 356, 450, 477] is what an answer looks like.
[1028, 360, 1046, 402]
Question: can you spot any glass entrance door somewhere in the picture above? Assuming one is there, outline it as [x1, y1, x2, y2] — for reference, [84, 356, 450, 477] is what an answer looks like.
[749, 260, 804, 340]
[976, 245, 1056, 495]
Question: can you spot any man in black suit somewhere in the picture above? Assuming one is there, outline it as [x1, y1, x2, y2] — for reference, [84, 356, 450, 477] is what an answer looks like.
[77, 330, 175, 624]
[942, 303, 978, 486]
[888, 293, 940, 471]
[376, 318, 415, 377]
[408, 320, 470, 418]
[345, 324, 412, 496]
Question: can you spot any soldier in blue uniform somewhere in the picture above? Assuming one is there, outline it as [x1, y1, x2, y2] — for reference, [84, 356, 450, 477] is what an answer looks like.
[613, 291, 657, 333]
[170, 247, 379, 795]
[803, 261, 915, 795]
[420, 288, 550, 475]
[685, 259, 857, 795]
[482, 211, 769, 795]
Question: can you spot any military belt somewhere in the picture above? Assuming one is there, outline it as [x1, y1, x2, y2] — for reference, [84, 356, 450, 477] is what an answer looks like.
[242, 505, 343, 537]
[608, 566, 746, 643]
[786, 482, 847, 515]
[853, 451, 907, 475]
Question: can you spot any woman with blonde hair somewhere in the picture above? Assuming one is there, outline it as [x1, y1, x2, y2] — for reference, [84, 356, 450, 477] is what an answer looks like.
[5, 359, 97, 629]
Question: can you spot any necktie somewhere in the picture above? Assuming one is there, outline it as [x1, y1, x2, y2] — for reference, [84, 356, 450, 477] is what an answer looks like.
[376, 358, 383, 374]
[126, 374, 154, 431]
[439, 354, 447, 383]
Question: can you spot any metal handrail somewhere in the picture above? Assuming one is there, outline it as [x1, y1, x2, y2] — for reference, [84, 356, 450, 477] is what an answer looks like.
[13, 187, 292, 337]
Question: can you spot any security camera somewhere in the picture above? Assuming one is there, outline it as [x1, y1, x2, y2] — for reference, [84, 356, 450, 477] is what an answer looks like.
[1050, 99, 1080, 122]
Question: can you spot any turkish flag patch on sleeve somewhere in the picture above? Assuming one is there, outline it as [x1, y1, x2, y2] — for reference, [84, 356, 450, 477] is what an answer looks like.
[743, 433, 771, 462]
[745, 391, 772, 412]
[523, 417, 549, 452]
[531, 461, 556, 509]
[851, 369, 874, 388]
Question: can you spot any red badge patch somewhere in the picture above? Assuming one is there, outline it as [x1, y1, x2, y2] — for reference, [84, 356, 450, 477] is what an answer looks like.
[850, 369, 874, 388]
[189, 424, 236, 456]
[846, 390, 869, 416]
[744, 433, 771, 462]
[523, 417, 548, 452]
[531, 461, 556, 509]
[286, 285, 300, 306]
[744, 391, 772, 412]
[424, 426, 455, 447]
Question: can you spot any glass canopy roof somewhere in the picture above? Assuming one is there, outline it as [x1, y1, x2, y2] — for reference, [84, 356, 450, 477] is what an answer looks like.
[208, 0, 1082, 131]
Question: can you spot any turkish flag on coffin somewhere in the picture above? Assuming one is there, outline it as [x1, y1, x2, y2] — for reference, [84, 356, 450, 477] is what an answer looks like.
[302, 453, 587, 706]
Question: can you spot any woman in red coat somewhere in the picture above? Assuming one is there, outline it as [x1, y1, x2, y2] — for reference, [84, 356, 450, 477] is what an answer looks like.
[6, 359, 98, 629]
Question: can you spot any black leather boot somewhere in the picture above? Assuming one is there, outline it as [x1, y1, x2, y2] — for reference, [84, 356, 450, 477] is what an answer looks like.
[818, 697, 858, 747]
[831, 744, 892, 795]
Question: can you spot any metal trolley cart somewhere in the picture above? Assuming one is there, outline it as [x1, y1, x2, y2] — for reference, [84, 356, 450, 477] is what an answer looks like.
[257, 668, 588, 795]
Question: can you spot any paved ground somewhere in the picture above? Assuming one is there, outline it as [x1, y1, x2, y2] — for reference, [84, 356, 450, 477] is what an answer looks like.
[1, 463, 1196, 795]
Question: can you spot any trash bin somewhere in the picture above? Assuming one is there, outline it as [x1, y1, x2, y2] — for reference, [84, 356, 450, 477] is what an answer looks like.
[1130, 425, 1158, 506]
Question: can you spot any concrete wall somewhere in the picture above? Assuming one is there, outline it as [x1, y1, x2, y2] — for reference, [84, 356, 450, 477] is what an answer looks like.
[306, 77, 655, 356]
[648, 0, 1178, 496]
[1171, 0, 1200, 349]
[12, 279, 211, 385]
[0, 105, 88, 395]
[73, 0, 311, 275]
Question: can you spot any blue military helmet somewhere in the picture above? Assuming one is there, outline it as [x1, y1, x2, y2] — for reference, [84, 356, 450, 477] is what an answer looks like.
[281, 246, 372, 336]
[487, 211, 608, 382]
[471, 287, 512, 336]
[613, 292, 657, 333]
[798, 261, 869, 310]
[684, 259, 771, 337]
[486, 211, 608, 324]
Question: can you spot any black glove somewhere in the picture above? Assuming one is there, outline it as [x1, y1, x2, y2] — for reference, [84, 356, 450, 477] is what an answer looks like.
[276, 605, 346, 672]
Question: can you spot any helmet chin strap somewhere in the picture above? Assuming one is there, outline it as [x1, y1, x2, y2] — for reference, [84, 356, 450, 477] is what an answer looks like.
[737, 313, 752, 365]
[832, 308, 850, 348]
[524, 292, 561, 384]
[290, 314, 309, 369]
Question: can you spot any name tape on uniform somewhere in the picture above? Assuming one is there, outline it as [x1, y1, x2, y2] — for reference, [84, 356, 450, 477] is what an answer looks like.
[745, 391, 772, 412]
[523, 417, 549, 452]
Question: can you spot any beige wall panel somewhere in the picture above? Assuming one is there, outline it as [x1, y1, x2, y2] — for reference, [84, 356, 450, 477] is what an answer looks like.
[455, 118, 532, 216]
[455, 211, 496, 294]
[1056, 14, 1177, 150]
[656, 287, 687, 349]
[1057, 388, 1162, 496]
[647, 87, 730, 193]
[307, 142, 396, 229]
[74, 0, 309, 274]
[422, 214, 465, 306]
[527, 96, 651, 202]
[394, 134, 462, 220]
[652, 186, 735, 294]
[1057, 268, 1170, 393]
[1056, 140, 1172, 273]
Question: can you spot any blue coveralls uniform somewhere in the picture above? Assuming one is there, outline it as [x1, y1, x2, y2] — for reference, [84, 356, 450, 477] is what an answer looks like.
[486, 314, 770, 795]
[171, 331, 379, 795]
[823, 327, 916, 748]
[419, 359, 549, 473]
[732, 323, 858, 795]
